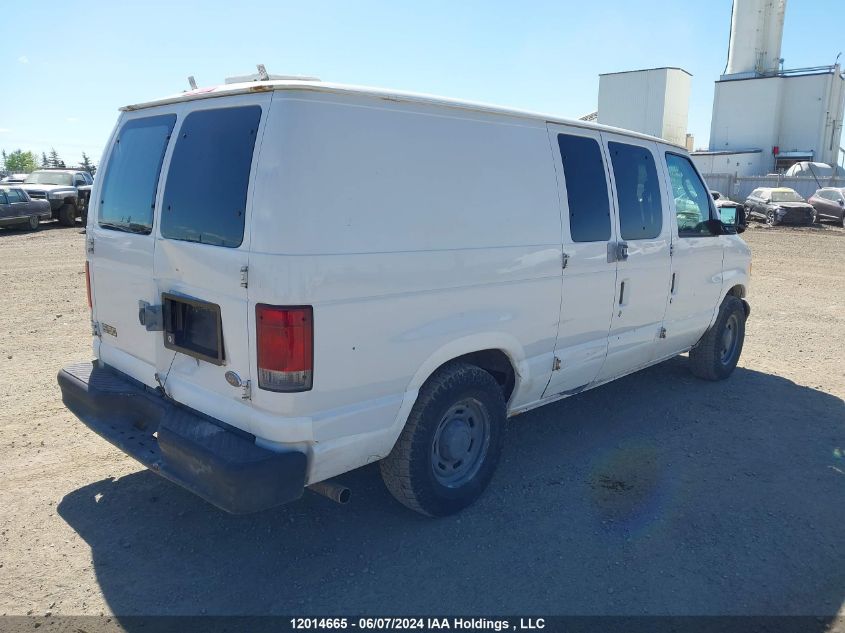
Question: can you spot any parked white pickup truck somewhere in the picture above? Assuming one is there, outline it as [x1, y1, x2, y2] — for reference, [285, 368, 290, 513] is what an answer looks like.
[58, 77, 751, 516]
[20, 169, 93, 226]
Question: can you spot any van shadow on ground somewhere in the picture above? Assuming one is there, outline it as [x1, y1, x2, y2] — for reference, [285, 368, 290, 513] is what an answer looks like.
[58, 357, 845, 619]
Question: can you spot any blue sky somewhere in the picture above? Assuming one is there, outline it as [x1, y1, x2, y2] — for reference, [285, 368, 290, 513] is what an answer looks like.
[2, 0, 843, 166]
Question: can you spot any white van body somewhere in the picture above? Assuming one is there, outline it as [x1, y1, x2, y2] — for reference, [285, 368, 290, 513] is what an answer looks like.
[60, 79, 751, 515]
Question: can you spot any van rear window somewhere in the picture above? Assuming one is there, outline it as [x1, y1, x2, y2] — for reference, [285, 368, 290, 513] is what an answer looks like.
[161, 106, 261, 248]
[98, 114, 176, 234]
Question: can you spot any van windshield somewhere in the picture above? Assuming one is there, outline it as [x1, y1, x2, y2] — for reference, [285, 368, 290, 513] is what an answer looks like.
[98, 114, 176, 234]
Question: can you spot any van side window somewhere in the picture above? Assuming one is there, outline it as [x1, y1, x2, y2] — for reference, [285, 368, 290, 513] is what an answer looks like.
[99, 114, 176, 233]
[665, 153, 717, 237]
[557, 133, 611, 242]
[608, 142, 662, 240]
[161, 106, 261, 248]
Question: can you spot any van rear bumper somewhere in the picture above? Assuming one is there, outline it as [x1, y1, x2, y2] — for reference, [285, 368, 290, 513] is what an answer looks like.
[57, 361, 308, 514]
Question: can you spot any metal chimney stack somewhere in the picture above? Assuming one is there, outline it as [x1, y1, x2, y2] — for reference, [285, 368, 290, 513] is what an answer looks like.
[725, 0, 786, 77]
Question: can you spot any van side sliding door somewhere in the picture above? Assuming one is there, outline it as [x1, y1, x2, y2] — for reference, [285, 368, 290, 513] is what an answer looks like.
[594, 134, 672, 382]
[542, 125, 618, 398]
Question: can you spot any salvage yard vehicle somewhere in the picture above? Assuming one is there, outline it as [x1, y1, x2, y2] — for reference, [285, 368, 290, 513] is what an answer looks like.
[1, 173, 28, 184]
[0, 186, 51, 230]
[20, 169, 93, 226]
[808, 187, 845, 228]
[743, 187, 816, 226]
[58, 77, 751, 517]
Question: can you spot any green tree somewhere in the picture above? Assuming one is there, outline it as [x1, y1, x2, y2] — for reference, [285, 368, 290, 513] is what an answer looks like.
[80, 152, 96, 175]
[41, 152, 48, 168]
[47, 147, 65, 169]
[1, 150, 7, 171]
[4, 149, 38, 173]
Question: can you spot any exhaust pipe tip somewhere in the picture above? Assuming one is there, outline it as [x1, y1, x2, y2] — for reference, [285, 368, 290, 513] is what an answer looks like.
[308, 480, 351, 505]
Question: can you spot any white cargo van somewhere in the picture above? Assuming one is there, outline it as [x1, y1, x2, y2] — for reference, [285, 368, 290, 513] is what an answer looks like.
[58, 78, 751, 516]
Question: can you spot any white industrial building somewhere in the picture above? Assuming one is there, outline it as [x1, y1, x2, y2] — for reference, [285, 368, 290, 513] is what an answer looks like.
[692, 0, 845, 176]
[596, 67, 692, 148]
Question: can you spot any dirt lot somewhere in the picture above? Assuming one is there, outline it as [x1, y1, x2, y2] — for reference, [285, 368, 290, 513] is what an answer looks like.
[0, 221, 843, 619]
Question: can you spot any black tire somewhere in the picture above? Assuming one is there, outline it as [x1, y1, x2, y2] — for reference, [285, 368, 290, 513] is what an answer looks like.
[689, 295, 746, 381]
[26, 215, 39, 231]
[58, 203, 77, 226]
[81, 208, 88, 226]
[380, 362, 506, 517]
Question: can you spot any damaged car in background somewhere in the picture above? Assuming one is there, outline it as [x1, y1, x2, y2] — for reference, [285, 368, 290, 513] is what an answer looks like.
[743, 187, 816, 226]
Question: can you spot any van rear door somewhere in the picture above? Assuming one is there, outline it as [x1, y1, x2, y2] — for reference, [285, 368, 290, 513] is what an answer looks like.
[90, 111, 177, 381]
[153, 94, 270, 431]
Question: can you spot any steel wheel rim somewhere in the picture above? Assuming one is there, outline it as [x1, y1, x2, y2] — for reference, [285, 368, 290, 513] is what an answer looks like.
[720, 313, 740, 365]
[431, 398, 491, 487]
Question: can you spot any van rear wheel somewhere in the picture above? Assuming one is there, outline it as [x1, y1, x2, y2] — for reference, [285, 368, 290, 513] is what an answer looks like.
[380, 362, 505, 517]
[689, 296, 746, 381]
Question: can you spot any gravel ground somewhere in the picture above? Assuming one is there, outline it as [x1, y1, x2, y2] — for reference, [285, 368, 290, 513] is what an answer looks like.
[0, 220, 843, 619]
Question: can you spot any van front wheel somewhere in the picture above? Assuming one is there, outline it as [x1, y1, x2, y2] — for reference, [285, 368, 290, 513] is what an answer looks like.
[689, 296, 746, 381]
[380, 362, 505, 517]
[58, 203, 77, 226]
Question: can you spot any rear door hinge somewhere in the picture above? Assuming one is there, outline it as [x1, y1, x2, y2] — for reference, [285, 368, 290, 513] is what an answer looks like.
[86, 234, 94, 254]
[241, 380, 252, 400]
[561, 252, 570, 270]
[669, 243, 675, 257]
[239, 265, 249, 288]
[659, 326, 667, 339]
[91, 321, 101, 337]
[553, 356, 562, 371]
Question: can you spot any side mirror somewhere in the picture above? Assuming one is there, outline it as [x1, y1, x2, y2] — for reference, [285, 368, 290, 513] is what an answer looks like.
[839, 199, 844, 207]
[714, 207, 745, 234]
[705, 218, 727, 235]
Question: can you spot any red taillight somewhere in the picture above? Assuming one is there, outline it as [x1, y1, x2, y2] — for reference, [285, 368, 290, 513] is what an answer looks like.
[85, 261, 92, 310]
[256, 305, 313, 392]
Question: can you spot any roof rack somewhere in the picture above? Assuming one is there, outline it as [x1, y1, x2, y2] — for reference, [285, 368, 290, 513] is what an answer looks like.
[223, 64, 319, 85]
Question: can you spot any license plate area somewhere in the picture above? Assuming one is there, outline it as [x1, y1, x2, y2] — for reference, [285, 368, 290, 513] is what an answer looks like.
[162, 293, 225, 365]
